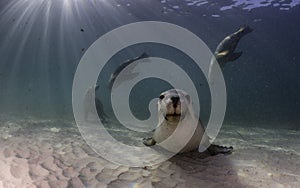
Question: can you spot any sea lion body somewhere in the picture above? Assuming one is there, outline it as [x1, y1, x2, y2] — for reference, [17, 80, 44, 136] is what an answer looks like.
[143, 89, 232, 155]
[84, 85, 108, 123]
[108, 52, 149, 89]
[215, 26, 253, 66]
[208, 26, 253, 84]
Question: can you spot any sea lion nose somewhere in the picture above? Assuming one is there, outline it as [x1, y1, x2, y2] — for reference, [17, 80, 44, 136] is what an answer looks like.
[171, 96, 180, 108]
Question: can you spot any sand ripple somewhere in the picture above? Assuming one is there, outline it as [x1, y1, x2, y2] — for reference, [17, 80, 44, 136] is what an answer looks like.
[0, 119, 299, 187]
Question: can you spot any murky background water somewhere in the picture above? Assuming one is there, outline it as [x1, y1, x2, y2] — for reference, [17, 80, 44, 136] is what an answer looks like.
[0, 0, 299, 129]
[0, 1, 300, 187]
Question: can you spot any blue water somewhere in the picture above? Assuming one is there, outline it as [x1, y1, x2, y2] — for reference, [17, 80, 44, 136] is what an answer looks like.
[0, 0, 299, 129]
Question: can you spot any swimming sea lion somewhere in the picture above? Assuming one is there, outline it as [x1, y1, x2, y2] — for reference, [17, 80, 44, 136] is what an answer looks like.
[84, 85, 108, 123]
[208, 25, 253, 84]
[143, 89, 233, 155]
[215, 25, 253, 66]
[108, 52, 149, 90]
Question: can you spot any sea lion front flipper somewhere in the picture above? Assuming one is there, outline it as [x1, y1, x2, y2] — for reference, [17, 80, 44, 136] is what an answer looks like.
[143, 137, 156, 146]
[207, 144, 233, 156]
[216, 50, 230, 58]
[228, 51, 242, 62]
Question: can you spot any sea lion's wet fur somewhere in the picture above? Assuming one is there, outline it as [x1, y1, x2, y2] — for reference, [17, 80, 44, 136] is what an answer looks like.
[143, 89, 233, 155]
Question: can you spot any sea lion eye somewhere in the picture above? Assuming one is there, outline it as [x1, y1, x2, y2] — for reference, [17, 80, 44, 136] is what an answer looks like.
[159, 95, 165, 100]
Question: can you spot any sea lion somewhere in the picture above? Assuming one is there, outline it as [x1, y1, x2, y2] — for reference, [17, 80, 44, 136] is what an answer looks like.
[214, 25, 253, 66]
[143, 89, 233, 155]
[208, 25, 253, 84]
[84, 85, 108, 123]
[108, 52, 149, 90]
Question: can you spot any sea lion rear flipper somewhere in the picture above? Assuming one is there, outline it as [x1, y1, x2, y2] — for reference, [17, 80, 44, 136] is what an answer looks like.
[143, 137, 156, 146]
[207, 144, 233, 155]
[228, 51, 242, 62]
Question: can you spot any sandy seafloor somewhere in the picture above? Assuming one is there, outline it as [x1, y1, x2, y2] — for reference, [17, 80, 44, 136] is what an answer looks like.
[0, 116, 299, 188]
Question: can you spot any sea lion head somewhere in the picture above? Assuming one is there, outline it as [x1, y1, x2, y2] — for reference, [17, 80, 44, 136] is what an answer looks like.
[158, 89, 191, 123]
[238, 25, 253, 36]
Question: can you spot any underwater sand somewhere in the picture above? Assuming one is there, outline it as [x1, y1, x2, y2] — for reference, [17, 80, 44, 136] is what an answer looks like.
[0, 117, 299, 188]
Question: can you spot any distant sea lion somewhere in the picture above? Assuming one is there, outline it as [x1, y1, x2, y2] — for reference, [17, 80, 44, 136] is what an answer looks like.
[108, 52, 149, 90]
[143, 89, 233, 155]
[214, 25, 253, 66]
[208, 25, 253, 83]
[84, 85, 108, 123]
